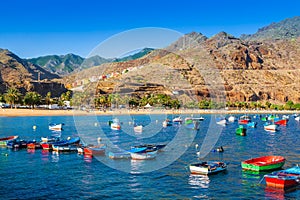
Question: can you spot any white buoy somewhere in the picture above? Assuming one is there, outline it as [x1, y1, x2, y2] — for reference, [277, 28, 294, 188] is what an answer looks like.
[94, 122, 98, 126]
[97, 137, 102, 143]
[33, 125, 37, 130]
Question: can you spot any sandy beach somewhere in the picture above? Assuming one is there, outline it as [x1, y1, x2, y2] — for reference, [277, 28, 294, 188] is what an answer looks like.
[1, 108, 299, 117]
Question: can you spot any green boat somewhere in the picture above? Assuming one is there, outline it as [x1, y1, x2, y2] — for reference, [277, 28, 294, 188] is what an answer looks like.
[241, 155, 285, 171]
[236, 125, 246, 136]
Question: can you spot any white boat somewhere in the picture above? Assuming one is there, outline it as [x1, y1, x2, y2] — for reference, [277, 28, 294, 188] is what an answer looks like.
[52, 145, 78, 152]
[49, 123, 63, 131]
[264, 124, 278, 132]
[189, 161, 227, 175]
[108, 151, 131, 159]
[172, 116, 183, 123]
[185, 117, 204, 122]
[110, 118, 121, 130]
[134, 125, 143, 133]
[228, 116, 235, 122]
[295, 116, 300, 121]
[130, 151, 157, 160]
[216, 119, 227, 126]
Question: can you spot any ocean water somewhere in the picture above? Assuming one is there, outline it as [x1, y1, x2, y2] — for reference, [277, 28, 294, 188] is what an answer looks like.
[0, 114, 299, 199]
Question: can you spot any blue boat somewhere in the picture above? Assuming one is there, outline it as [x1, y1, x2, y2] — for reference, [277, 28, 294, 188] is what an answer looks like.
[247, 122, 257, 128]
[52, 137, 80, 146]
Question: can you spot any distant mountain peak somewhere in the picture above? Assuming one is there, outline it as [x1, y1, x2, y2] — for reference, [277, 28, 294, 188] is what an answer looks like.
[241, 16, 300, 41]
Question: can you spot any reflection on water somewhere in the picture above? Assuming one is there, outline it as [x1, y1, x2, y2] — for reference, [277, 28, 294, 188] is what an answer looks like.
[264, 186, 298, 200]
[84, 154, 93, 163]
[51, 151, 59, 162]
[188, 174, 210, 189]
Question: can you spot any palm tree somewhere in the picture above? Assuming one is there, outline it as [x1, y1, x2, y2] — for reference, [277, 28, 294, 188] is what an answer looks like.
[45, 92, 52, 105]
[23, 92, 41, 109]
[4, 87, 22, 109]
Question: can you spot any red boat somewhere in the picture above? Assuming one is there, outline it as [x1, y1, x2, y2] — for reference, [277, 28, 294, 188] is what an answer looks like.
[274, 119, 288, 126]
[238, 115, 251, 124]
[84, 144, 105, 156]
[41, 143, 52, 150]
[264, 166, 300, 189]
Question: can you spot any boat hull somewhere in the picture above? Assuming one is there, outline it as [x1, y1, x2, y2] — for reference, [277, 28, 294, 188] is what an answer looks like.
[241, 156, 285, 171]
[130, 151, 157, 160]
[265, 176, 299, 189]
[189, 161, 227, 175]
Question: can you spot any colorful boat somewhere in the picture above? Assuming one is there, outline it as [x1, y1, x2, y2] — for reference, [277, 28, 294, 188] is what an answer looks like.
[162, 119, 172, 127]
[27, 141, 42, 149]
[49, 123, 63, 131]
[246, 122, 257, 128]
[238, 115, 251, 124]
[264, 166, 300, 189]
[110, 118, 121, 130]
[84, 144, 105, 156]
[236, 125, 246, 136]
[274, 119, 288, 126]
[241, 155, 285, 171]
[185, 119, 200, 130]
[189, 161, 227, 175]
[172, 116, 183, 124]
[264, 124, 278, 132]
[131, 144, 166, 152]
[52, 145, 78, 152]
[0, 135, 18, 146]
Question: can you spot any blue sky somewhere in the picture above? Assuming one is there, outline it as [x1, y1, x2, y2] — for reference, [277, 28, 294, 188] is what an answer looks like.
[0, 0, 299, 58]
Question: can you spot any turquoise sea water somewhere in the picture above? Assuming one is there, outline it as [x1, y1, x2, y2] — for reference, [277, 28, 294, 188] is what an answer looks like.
[0, 114, 299, 199]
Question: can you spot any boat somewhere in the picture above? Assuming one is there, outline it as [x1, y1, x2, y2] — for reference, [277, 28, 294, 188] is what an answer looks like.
[52, 145, 78, 152]
[241, 155, 285, 171]
[133, 125, 143, 133]
[131, 144, 166, 152]
[27, 141, 42, 149]
[84, 144, 106, 156]
[110, 118, 121, 130]
[51, 137, 80, 147]
[185, 117, 204, 122]
[246, 122, 257, 128]
[108, 151, 131, 159]
[172, 116, 183, 124]
[162, 119, 172, 127]
[189, 161, 227, 175]
[238, 115, 251, 124]
[274, 119, 288, 126]
[294, 116, 300, 121]
[228, 116, 235, 122]
[130, 150, 157, 160]
[264, 166, 300, 189]
[0, 135, 18, 146]
[49, 123, 63, 131]
[264, 124, 278, 132]
[216, 119, 227, 126]
[236, 125, 247, 136]
[185, 119, 200, 130]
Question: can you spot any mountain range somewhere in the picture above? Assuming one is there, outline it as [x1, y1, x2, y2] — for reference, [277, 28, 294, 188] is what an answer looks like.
[1, 16, 300, 103]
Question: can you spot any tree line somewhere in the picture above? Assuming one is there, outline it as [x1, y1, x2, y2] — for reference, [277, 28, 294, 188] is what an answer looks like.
[1, 87, 300, 110]
[0, 87, 72, 109]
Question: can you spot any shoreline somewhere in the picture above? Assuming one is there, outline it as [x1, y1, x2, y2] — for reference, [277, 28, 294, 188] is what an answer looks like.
[1, 108, 299, 117]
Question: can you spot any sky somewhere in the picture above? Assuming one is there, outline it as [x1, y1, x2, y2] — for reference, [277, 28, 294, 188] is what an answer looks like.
[0, 0, 299, 58]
